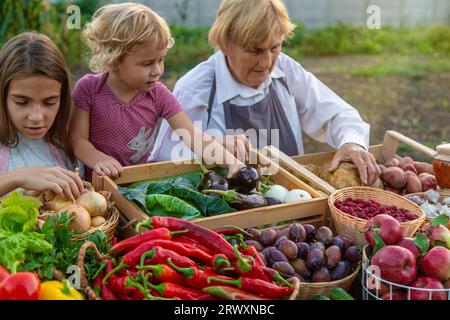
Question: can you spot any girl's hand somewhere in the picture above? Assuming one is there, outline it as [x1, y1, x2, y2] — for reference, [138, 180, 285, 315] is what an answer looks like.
[93, 156, 123, 180]
[16, 167, 84, 200]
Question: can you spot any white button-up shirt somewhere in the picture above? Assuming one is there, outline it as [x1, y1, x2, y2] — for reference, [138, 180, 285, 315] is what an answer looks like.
[149, 51, 370, 161]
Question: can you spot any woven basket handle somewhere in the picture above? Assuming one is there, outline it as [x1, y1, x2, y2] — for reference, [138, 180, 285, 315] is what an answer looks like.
[77, 241, 104, 300]
[288, 277, 300, 300]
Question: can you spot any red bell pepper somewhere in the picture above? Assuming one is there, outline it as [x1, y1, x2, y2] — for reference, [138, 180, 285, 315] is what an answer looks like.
[0, 271, 41, 300]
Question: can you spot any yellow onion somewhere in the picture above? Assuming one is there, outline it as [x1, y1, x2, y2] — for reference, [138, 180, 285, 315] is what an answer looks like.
[57, 204, 91, 232]
[76, 191, 108, 217]
[47, 194, 75, 211]
[91, 216, 106, 228]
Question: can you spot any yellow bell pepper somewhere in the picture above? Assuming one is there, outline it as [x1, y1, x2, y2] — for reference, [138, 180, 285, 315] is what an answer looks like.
[39, 280, 84, 300]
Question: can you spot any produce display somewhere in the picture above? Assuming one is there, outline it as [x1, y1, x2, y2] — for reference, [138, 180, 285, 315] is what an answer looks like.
[313, 287, 354, 300]
[91, 216, 296, 300]
[407, 190, 450, 219]
[0, 192, 107, 300]
[364, 214, 450, 300]
[334, 197, 419, 222]
[243, 224, 362, 283]
[119, 166, 312, 220]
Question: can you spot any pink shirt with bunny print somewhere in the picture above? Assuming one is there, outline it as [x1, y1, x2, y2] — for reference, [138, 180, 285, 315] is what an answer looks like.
[72, 72, 182, 169]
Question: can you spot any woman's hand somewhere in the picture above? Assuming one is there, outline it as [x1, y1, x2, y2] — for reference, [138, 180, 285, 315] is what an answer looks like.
[16, 167, 84, 200]
[329, 143, 381, 186]
[93, 156, 123, 180]
[217, 135, 252, 163]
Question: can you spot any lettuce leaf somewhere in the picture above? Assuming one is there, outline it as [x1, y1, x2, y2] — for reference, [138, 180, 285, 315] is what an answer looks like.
[0, 192, 41, 233]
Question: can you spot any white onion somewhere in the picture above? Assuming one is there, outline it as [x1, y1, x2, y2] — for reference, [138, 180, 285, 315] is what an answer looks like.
[264, 185, 289, 202]
[76, 191, 108, 217]
[283, 189, 312, 203]
[58, 204, 91, 232]
[47, 194, 75, 211]
[91, 216, 107, 227]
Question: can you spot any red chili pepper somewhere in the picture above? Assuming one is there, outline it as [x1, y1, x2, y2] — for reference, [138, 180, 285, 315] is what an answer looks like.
[207, 276, 293, 298]
[129, 239, 212, 264]
[103, 245, 197, 284]
[110, 228, 186, 255]
[213, 225, 253, 237]
[211, 254, 231, 268]
[139, 264, 184, 283]
[146, 282, 205, 300]
[261, 267, 294, 288]
[100, 282, 118, 300]
[0, 271, 41, 300]
[139, 217, 236, 260]
[172, 235, 215, 256]
[166, 258, 233, 290]
[242, 245, 265, 268]
[203, 286, 270, 300]
[232, 245, 269, 281]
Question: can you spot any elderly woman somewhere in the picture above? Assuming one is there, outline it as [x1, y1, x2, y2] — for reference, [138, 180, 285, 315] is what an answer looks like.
[150, 0, 380, 186]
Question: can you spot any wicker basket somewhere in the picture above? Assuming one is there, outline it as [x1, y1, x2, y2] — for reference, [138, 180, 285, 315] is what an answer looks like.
[295, 263, 360, 300]
[405, 190, 450, 228]
[38, 182, 120, 243]
[328, 187, 426, 249]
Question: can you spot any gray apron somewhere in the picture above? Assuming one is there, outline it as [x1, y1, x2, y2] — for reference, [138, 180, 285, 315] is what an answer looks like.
[207, 76, 299, 156]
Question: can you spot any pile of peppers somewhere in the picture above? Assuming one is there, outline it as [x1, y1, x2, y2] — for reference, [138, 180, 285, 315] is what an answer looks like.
[94, 216, 295, 300]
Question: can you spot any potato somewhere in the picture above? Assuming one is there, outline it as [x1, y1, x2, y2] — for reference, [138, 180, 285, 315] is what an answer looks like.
[381, 167, 407, 189]
[399, 156, 414, 167]
[384, 157, 400, 167]
[413, 161, 434, 175]
[384, 185, 403, 195]
[401, 162, 418, 175]
[419, 173, 438, 191]
[405, 171, 423, 194]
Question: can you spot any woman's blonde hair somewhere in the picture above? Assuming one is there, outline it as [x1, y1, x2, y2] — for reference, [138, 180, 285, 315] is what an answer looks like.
[209, 0, 296, 51]
[0, 32, 75, 163]
[83, 2, 174, 73]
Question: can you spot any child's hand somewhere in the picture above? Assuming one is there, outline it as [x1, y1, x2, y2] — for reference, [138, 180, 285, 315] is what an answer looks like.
[17, 167, 84, 200]
[93, 156, 123, 179]
[218, 135, 251, 163]
[226, 162, 246, 179]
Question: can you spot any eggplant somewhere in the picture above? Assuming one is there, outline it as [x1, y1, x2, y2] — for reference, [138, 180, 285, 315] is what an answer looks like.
[202, 171, 228, 191]
[264, 197, 282, 206]
[228, 166, 259, 194]
[202, 189, 268, 210]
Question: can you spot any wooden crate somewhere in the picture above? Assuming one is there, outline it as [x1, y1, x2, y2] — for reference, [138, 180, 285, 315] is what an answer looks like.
[92, 149, 328, 231]
[264, 130, 437, 196]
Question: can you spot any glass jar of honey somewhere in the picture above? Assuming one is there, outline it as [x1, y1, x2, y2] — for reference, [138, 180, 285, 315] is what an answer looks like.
[433, 143, 450, 190]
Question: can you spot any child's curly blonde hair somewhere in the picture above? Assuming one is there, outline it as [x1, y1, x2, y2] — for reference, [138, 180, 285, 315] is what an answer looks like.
[83, 2, 174, 73]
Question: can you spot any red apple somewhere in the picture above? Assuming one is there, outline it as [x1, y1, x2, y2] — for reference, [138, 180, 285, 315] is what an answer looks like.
[371, 245, 417, 285]
[410, 277, 447, 300]
[422, 223, 450, 249]
[396, 237, 421, 258]
[365, 214, 403, 247]
[421, 246, 450, 281]
[381, 291, 406, 300]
